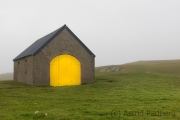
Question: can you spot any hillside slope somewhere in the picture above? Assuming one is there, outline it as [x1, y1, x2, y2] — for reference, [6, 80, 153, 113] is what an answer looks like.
[0, 73, 13, 80]
[0, 59, 180, 80]
[96, 59, 180, 77]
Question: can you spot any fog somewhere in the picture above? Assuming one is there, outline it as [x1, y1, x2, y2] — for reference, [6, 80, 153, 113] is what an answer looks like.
[0, 0, 180, 73]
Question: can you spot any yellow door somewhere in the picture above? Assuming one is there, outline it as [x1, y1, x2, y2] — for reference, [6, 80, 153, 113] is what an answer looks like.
[50, 54, 81, 86]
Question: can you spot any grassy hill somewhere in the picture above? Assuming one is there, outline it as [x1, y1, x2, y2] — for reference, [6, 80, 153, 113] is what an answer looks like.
[0, 60, 180, 119]
[0, 73, 13, 80]
[96, 59, 180, 76]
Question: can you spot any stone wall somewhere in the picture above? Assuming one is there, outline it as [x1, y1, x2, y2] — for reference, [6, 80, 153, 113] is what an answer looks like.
[14, 56, 33, 85]
[33, 28, 95, 86]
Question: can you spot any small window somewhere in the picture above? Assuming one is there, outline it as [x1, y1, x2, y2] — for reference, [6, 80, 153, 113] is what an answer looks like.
[24, 59, 27, 74]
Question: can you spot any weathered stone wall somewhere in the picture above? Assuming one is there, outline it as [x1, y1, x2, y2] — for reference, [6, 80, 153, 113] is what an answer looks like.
[33, 28, 95, 86]
[14, 56, 33, 85]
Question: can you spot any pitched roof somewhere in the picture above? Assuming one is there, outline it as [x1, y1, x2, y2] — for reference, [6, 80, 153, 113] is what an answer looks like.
[13, 24, 95, 61]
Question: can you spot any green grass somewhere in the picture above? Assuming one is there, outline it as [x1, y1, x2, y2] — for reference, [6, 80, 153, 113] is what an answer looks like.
[96, 60, 180, 76]
[124, 60, 180, 76]
[1, 60, 180, 119]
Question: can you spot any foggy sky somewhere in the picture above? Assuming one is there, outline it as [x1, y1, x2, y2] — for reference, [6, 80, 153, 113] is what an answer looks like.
[0, 0, 180, 73]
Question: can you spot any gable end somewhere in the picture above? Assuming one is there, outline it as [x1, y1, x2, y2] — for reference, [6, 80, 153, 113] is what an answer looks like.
[13, 24, 95, 61]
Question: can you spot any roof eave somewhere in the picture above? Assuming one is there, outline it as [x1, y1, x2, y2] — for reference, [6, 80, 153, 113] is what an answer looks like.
[13, 54, 33, 61]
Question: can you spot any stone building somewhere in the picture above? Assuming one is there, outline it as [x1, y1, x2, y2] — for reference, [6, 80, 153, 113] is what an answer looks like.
[13, 25, 95, 86]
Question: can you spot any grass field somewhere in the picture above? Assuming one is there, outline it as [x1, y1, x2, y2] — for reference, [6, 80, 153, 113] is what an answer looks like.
[96, 59, 180, 76]
[0, 60, 180, 120]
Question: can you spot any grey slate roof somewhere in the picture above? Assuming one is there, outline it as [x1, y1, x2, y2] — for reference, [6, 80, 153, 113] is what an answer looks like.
[13, 24, 95, 61]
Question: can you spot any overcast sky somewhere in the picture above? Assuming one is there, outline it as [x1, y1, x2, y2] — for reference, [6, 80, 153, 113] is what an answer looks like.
[0, 0, 180, 73]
